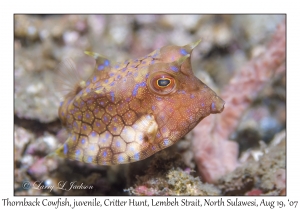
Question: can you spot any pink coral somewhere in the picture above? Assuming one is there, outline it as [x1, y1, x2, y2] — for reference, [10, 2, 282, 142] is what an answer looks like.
[245, 189, 263, 196]
[192, 21, 286, 183]
[134, 186, 155, 196]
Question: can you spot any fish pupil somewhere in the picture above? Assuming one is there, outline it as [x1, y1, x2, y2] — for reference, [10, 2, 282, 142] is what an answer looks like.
[157, 79, 170, 87]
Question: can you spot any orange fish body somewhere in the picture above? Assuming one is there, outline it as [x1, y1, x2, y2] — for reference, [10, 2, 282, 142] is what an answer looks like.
[56, 40, 225, 165]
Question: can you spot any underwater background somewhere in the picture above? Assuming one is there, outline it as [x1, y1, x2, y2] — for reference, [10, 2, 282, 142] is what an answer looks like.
[14, 14, 286, 195]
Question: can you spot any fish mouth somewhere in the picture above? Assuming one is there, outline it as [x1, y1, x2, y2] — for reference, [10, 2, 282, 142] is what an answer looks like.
[210, 95, 225, 114]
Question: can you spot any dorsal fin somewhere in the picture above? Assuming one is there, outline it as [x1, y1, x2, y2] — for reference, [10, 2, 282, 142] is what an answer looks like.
[55, 53, 94, 99]
[84, 51, 112, 71]
[55, 53, 95, 125]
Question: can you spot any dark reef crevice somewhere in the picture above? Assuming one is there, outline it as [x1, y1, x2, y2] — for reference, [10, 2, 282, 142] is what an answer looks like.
[14, 115, 62, 136]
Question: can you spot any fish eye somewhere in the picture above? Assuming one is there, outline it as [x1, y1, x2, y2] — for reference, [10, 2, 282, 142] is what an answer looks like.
[148, 72, 176, 95]
[157, 79, 171, 87]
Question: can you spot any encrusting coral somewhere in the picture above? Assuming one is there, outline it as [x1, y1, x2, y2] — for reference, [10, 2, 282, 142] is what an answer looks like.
[192, 21, 286, 183]
[218, 130, 286, 195]
[126, 150, 220, 195]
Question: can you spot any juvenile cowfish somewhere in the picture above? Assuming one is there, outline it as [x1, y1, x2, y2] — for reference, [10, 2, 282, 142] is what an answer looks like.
[56, 40, 225, 165]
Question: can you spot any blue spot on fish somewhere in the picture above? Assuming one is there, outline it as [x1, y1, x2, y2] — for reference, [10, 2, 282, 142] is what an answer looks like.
[103, 151, 107, 157]
[103, 116, 108, 122]
[180, 48, 188, 55]
[75, 149, 81, 156]
[83, 125, 87, 130]
[134, 153, 140, 160]
[211, 102, 216, 110]
[104, 59, 110, 66]
[81, 138, 85, 144]
[201, 102, 205, 107]
[171, 66, 179, 72]
[163, 139, 169, 146]
[87, 156, 93, 163]
[91, 131, 97, 137]
[132, 83, 141, 97]
[105, 132, 110, 139]
[90, 145, 95, 150]
[98, 65, 104, 70]
[116, 141, 120, 147]
[93, 76, 97, 82]
[63, 144, 68, 154]
[109, 73, 114, 77]
[110, 92, 115, 102]
[118, 156, 124, 162]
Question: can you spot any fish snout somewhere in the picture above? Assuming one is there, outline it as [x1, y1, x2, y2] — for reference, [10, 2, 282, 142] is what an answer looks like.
[210, 95, 225, 114]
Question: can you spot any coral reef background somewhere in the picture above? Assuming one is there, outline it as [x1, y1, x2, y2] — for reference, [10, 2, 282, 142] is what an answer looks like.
[14, 14, 286, 195]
